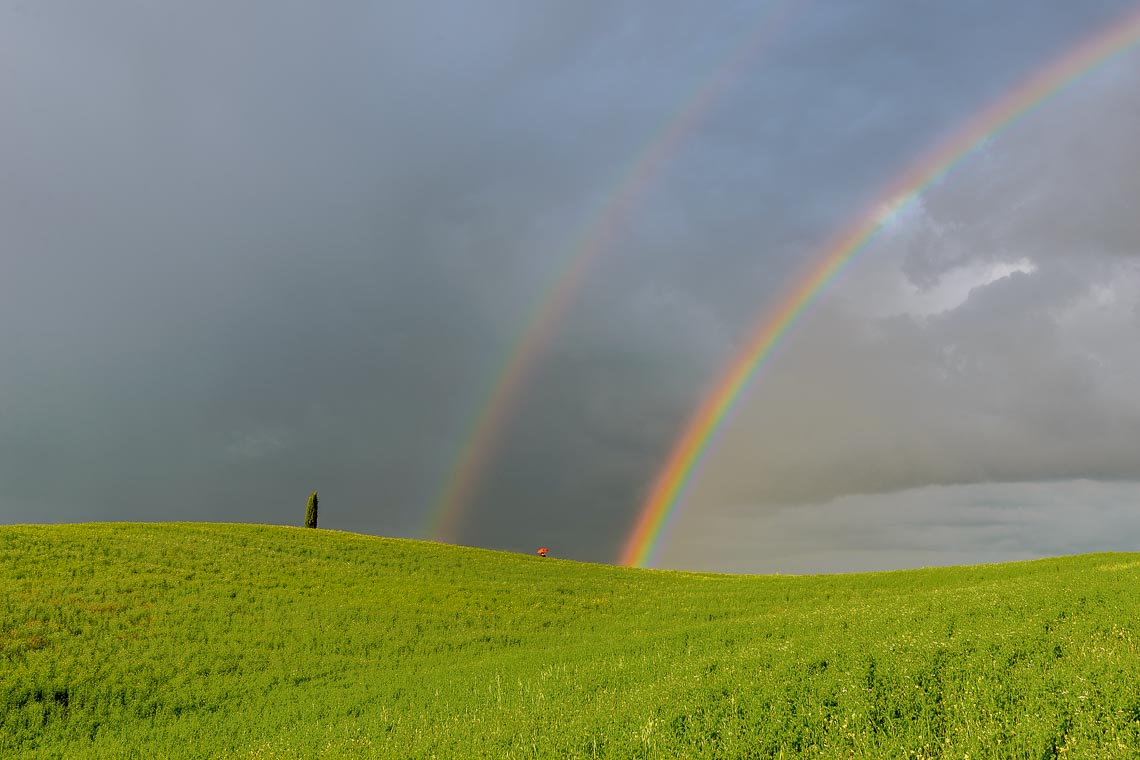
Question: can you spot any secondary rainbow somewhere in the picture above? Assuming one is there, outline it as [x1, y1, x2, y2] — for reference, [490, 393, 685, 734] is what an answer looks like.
[429, 1, 806, 542]
[620, 5, 1140, 568]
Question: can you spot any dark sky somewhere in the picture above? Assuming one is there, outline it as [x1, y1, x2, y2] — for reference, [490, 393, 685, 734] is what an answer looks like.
[3, 1, 1139, 572]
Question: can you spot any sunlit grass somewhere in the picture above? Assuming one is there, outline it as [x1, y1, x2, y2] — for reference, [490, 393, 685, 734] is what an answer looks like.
[3, 522, 1139, 758]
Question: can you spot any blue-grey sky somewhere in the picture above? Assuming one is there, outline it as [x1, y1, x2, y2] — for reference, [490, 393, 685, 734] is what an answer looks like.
[3, 1, 1138, 572]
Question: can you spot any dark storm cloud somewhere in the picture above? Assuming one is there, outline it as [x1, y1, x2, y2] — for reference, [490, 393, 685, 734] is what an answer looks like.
[3, 1, 1138, 570]
[1, 0, 616, 531]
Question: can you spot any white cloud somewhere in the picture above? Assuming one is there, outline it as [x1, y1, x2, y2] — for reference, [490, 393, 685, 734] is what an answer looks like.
[880, 256, 1038, 318]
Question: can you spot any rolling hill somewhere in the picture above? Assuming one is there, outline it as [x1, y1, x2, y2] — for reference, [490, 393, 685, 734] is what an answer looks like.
[3, 523, 1139, 758]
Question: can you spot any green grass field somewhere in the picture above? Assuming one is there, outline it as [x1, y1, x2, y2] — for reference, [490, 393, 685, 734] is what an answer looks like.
[3, 523, 1139, 758]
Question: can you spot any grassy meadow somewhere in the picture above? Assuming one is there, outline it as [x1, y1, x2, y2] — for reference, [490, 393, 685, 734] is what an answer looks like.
[3, 523, 1140, 758]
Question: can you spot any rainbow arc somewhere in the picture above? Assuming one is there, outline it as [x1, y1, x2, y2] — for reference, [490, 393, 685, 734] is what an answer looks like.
[620, 5, 1140, 568]
[428, 1, 807, 543]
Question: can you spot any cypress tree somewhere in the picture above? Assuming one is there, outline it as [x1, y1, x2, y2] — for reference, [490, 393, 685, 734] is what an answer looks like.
[305, 491, 319, 529]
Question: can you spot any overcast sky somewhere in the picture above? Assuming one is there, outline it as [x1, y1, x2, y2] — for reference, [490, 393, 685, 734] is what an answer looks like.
[3, 1, 1138, 573]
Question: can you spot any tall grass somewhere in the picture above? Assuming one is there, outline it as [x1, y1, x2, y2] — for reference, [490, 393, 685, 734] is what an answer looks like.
[2, 523, 1139, 758]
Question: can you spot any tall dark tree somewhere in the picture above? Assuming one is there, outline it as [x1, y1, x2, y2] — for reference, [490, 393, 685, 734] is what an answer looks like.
[305, 491, 319, 529]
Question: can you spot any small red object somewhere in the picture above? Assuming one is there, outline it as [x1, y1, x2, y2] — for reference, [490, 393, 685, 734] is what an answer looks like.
[537, 547, 549, 557]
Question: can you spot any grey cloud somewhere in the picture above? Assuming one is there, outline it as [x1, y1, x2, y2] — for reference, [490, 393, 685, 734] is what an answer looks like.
[663, 480, 1140, 574]
[685, 48, 1140, 533]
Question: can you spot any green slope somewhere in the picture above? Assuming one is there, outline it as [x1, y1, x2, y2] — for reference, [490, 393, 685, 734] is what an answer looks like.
[3, 523, 1139, 758]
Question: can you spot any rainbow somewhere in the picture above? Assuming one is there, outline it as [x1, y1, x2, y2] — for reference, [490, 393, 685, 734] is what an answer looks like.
[428, 1, 806, 543]
[620, 5, 1140, 568]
